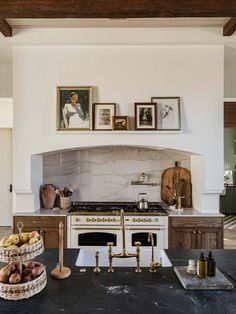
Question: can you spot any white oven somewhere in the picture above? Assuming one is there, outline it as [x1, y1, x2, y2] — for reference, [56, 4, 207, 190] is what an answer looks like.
[67, 215, 168, 249]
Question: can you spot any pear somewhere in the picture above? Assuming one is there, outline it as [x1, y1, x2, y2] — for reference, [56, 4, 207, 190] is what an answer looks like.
[29, 236, 39, 245]
[6, 244, 18, 250]
[20, 243, 29, 248]
[20, 233, 29, 244]
[0, 236, 8, 247]
[3, 238, 12, 248]
[29, 231, 40, 240]
[8, 234, 20, 245]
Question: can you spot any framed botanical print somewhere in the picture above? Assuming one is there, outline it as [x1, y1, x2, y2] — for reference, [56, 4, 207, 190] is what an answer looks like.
[113, 116, 129, 131]
[134, 103, 157, 130]
[93, 103, 116, 130]
[57, 86, 92, 131]
[151, 97, 181, 130]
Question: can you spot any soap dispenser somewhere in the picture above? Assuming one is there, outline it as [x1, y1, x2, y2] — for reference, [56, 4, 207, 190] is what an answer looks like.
[207, 251, 216, 277]
[197, 252, 207, 278]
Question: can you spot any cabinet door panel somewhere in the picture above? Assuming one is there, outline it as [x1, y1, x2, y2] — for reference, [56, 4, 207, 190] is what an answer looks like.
[40, 228, 59, 248]
[170, 228, 197, 249]
[225, 187, 236, 214]
[196, 228, 223, 249]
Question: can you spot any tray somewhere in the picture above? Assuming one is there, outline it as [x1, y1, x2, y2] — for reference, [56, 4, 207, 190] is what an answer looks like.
[174, 266, 233, 290]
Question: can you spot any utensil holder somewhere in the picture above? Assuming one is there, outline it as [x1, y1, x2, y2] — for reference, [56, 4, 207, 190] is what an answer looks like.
[60, 196, 71, 209]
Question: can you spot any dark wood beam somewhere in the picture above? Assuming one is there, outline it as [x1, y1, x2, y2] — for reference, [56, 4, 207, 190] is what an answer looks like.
[0, 18, 12, 37]
[224, 18, 236, 36]
[0, 1, 235, 19]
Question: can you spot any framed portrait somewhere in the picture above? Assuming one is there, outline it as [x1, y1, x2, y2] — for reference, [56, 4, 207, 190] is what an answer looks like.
[113, 116, 129, 131]
[134, 103, 157, 130]
[93, 103, 116, 130]
[151, 97, 181, 130]
[57, 86, 92, 131]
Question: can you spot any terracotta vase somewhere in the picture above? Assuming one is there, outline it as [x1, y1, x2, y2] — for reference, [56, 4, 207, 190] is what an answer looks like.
[41, 184, 56, 209]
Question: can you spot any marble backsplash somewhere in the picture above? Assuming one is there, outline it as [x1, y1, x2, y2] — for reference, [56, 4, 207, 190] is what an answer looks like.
[42, 146, 191, 202]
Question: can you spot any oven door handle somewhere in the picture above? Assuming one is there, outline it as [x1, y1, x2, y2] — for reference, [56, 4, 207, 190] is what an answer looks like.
[127, 228, 164, 231]
[71, 227, 121, 231]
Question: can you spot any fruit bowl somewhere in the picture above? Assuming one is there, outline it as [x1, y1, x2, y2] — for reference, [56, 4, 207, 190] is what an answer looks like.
[0, 262, 47, 300]
[0, 235, 44, 263]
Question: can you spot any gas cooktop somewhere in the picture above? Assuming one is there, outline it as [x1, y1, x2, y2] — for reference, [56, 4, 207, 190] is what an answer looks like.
[68, 202, 168, 215]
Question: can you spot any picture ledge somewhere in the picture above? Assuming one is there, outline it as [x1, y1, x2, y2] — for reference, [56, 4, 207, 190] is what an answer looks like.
[56, 130, 182, 134]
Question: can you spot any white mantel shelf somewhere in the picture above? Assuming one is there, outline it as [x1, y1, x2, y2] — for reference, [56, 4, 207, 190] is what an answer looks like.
[56, 130, 183, 134]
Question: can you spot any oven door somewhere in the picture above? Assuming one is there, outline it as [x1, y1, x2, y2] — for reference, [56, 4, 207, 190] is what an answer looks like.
[70, 227, 120, 248]
[126, 227, 166, 249]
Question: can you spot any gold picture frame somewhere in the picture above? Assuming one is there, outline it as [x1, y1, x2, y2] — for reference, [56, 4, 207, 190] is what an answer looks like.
[57, 86, 93, 131]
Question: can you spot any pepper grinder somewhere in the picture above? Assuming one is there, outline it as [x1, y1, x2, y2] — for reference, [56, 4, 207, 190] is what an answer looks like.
[93, 251, 101, 274]
[51, 222, 71, 279]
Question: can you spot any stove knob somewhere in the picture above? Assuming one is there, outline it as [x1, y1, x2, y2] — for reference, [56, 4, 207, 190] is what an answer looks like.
[92, 218, 96, 222]
[97, 218, 101, 222]
[75, 217, 80, 222]
[86, 218, 91, 223]
[148, 218, 152, 222]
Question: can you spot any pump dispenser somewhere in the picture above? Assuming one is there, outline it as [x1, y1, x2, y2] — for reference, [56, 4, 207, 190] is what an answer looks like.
[197, 252, 208, 278]
[207, 251, 216, 277]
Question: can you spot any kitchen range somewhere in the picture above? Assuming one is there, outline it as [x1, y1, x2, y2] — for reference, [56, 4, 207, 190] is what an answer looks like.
[67, 201, 168, 249]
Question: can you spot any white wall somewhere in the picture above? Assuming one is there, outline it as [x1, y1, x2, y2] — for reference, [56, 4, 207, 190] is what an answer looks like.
[225, 62, 236, 98]
[0, 64, 12, 97]
[13, 44, 224, 212]
[0, 98, 13, 128]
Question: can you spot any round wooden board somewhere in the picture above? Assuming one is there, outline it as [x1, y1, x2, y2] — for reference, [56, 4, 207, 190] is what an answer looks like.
[51, 267, 71, 279]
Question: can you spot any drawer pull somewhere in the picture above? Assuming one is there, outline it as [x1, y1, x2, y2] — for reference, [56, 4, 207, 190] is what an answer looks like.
[32, 220, 42, 224]
[192, 230, 197, 234]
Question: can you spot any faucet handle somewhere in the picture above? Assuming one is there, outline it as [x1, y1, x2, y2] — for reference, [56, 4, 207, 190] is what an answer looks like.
[135, 241, 141, 246]
[107, 242, 114, 247]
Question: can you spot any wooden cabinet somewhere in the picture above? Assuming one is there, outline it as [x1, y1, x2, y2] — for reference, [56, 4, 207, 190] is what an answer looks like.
[169, 217, 223, 249]
[13, 216, 67, 248]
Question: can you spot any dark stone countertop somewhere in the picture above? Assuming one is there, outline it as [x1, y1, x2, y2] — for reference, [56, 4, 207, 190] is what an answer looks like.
[0, 249, 236, 314]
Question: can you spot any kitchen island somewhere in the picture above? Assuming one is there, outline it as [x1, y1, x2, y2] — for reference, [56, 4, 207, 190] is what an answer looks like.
[0, 249, 235, 314]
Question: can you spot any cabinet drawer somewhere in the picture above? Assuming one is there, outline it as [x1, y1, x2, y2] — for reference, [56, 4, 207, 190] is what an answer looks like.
[170, 217, 223, 228]
[14, 216, 66, 228]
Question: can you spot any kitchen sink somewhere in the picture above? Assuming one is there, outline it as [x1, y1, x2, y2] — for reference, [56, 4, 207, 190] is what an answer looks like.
[75, 248, 172, 268]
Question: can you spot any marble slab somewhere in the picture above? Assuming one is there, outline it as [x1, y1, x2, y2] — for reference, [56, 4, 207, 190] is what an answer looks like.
[174, 266, 233, 290]
[43, 146, 190, 202]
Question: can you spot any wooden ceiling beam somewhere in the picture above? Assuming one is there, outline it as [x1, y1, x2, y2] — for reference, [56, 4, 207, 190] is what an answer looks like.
[0, 19, 12, 37]
[0, 1, 235, 19]
[223, 18, 236, 36]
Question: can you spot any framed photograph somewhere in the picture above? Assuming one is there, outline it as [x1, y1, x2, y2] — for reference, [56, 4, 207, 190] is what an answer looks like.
[134, 103, 157, 130]
[113, 116, 129, 131]
[151, 97, 181, 130]
[57, 86, 92, 131]
[93, 103, 116, 130]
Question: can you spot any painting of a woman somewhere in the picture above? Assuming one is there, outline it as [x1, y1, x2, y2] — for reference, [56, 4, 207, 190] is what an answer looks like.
[57, 86, 92, 130]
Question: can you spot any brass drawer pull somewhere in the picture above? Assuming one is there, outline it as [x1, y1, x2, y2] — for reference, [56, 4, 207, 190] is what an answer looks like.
[32, 220, 42, 224]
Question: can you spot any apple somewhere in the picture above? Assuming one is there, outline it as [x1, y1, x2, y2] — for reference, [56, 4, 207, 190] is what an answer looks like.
[29, 237, 39, 245]
[20, 233, 29, 244]
[29, 231, 40, 240]
[8, 234, 20, 245]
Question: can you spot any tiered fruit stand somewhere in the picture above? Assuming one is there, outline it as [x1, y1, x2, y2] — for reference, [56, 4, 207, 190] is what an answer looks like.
[0, 222, 47, 300]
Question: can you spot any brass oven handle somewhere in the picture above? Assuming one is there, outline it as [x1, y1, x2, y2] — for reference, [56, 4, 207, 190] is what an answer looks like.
[71, 227, 120, 231]
[128, 228, 164, 231]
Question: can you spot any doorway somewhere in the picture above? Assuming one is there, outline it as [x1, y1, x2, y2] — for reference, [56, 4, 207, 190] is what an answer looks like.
[0, 129, 12, 226]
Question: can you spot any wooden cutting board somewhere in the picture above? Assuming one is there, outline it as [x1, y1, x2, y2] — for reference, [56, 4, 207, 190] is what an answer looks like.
[161, 166, 192, 207]
[174, 266, 233, 290]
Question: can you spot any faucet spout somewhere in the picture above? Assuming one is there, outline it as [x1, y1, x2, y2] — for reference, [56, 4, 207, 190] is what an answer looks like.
[148, 232, 156, 272]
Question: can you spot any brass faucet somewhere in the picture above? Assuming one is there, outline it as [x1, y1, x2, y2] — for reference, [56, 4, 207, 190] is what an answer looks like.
[93, 251, 101, 274]
[148, 233, 156, 272]
[148, 232, 162, 272]
[107, 209, 141, 273]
